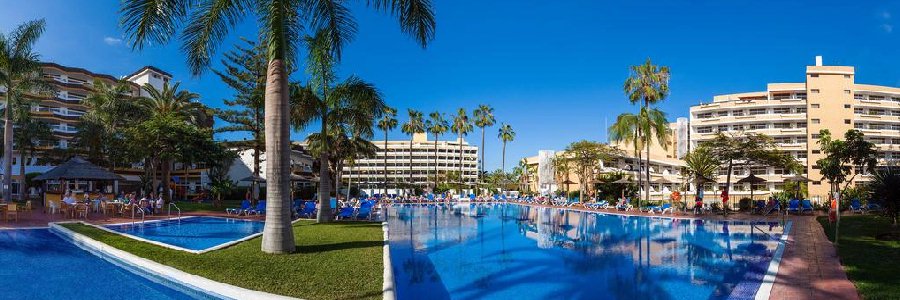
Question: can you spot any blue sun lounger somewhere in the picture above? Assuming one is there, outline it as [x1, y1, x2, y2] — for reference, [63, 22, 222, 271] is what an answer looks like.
[249, 201, 266, 215]
[226, 200, 251, 215]
[800, 199, 814, 215]
[336, 207, 355, 220]
[787, 199, 800, 214]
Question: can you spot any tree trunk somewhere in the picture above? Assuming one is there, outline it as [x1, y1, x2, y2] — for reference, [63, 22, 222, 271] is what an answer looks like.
[433, 134, 439, 191]
[725, 160, 733, 217]
[479, 126, 485, 196]
[19, 152, 26, 201]
[261, 58, 296, 254]
[334, 162, 341, 200]
[409, 137, 414, 197]
[3, 89, 13, 202]
[383, 130, 389, 197]
[458, 131, 463, 196]
[162, 159, 172, 204]
[346, 163, 352, 200]
[316, 120, 332, 222]
[501, 141, 506, 174]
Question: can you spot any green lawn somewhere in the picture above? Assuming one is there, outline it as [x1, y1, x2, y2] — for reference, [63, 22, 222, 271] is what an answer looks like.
[818, 215, 900, 300]
[63, 221, 384, 300]
[170, 200, 242, 212]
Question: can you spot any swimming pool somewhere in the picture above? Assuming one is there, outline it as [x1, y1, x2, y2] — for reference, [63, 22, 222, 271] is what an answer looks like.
[0, 228, 209, 299]
[104, 216, 265, 252]
[387, 203, 789, 300]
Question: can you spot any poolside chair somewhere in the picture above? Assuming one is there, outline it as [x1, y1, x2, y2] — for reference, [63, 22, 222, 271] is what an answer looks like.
[867, 201, 883, 213]
[227, 200, 252, 216]
[787, 199, 800, 214]
[356, 205, 373, 220]
[651, 203, 672, 214]
[616, 199, 632, 211]
[764, 201, 781, 215]
[298, 202, 317, 218]
[850, 199, 864, 214]
[336, 207, 355, 220]
[5, 203, 17, 222]
[753, 200, 766, 215]
[249, 201, 266, 215]
[800, 199, 814, 215]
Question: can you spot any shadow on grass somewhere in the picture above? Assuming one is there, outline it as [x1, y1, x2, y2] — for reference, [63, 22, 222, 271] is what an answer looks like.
[296, 240, 383, 253]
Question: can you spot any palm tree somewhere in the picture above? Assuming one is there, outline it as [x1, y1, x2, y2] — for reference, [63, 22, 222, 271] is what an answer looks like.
[401, 109, 426, 196]
[623, 58, 670, 205]
[683, 145, 718, 208]
[377, 107, 398, 196]
[426, 112, 448, 190]
[451, 108, 473, 195]
[139, 82, 204, 204]
[473, 104, 495, 193]
[0, 19, 51, 202]
[120, 0, 435, 254]
[498, 123, 515, 173]
[291, 33, 385, 222]
[13, 109, 53, 200]
[83, 79, 143, 169]
[609, 113, 643, 204]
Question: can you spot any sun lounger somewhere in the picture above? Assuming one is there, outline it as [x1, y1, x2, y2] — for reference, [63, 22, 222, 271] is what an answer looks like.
[227, 200, 252, 215]
[850, 199, 864, 214]
[867, 202, 882, 213]
[650, 203, 672, 214]
[787, 199, 800, 214]
[336, 207, 355, 219]
[800, 199, 813, 214]
[249, 201, 266, 215]
[765, 201, 781, 215]
[356, 206, 373, 220]
[753, 200, 766, 214]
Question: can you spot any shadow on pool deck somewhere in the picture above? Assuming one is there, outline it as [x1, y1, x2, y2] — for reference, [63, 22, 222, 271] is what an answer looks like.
[297, 240, 383, 253]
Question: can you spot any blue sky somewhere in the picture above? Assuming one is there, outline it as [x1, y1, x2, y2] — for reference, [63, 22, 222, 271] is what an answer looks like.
[2, 0, 898, 171]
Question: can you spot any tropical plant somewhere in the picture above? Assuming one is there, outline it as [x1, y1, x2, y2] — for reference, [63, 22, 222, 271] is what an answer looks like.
[564, 140, 620, 201]
[595, 172, 638, 202]
[213, 38, 270, 201]
[622, 58, 671, 206]
[13, 109, 54, 199]
[815, 129, 878, 196]
[401, 109, 426, 195]
[291, 32, 385, 221]
[376, 107, 398, 195]
[206, 149, 238, 208]
[451, 108, 473, 194]
[498, 123, 515, 173]
[426, 112, 449, 190]
[705, 132, 800, 215]
[120, 0, 436, 254]
[80, 79, 143, 170]
[473, 104, 495, 191]
[0, 19, 53, 202]
[551, 154, 572, 198]
[682, 145, 717, 198]
[137, 82, 206, 204]
[870, 167, 900, 226]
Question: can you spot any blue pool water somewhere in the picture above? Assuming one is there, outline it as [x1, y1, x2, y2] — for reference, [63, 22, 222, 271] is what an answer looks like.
[0, 229, 203, 299]
[105, 216, 265, 251]
[387, 203, 789, 300]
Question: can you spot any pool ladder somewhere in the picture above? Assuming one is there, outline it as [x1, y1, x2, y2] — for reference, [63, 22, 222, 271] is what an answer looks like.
[168, 203, 181, 219]
[132, 204, 145, 226]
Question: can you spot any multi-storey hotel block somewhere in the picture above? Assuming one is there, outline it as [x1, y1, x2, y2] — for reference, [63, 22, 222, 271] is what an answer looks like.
[338, 133, 479, 196]
[2, 62, 211, 198]
[690, 56, 900, 201]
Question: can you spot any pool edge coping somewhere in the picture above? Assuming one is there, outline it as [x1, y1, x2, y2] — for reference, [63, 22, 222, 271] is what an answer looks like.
[95, 216, 265, 254]
[754, 220, 793, 300]
[49, 222, 300, 300]
[382, 221, 396, 300]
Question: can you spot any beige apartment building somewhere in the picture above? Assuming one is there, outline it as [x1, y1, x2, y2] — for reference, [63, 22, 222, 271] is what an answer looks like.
[1, 62, 212, 198]
[338, 133, 479, 196]
[690, 56, 900, 202]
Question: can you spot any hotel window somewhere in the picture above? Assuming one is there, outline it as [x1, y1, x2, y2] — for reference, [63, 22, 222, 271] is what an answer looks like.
[844, 119, 851, 124]
[854, 108, 864, 114]
[774, 122, 792, 129]
[891, 110, 900, 116]
[870, 109, 885, 116]
[717, 111, 729, 117]
[871, 138, 886, 144]
[748, 123, 767, 130]
[749, 108, 767, 115]
[796, 122, 807, 128]
[895, 139, 900, 144]
[732, 110, 745, 116]
[750, 166, 767, 175]
[844, 75, 851, 79]
[732, 124, 744, 131]
[796, 107, 807, 113]
[854, 94, 865, 100]
[797, 137, 808, 144]
[811, 133, 821, 139]
[697, 126, 712, 134]
[870, 124, 885, 130]
[773, 107, 791, 114]
[810, 89, 820, 93]
[717, 125, 729, 132]
[796, 152, 807, 159]
[796, 93, 807, 99]
[854, 123, 865, 129]
[811, 104, 820, 109]
[811, 119, 820, 124]
[810, 74, 819, 77]
[774, 137, 792, 144]
[870, 95, 885, 101]
[892, 125, 900, 131]
[696, 112, 712, 119]
[893, 97, 900, 102]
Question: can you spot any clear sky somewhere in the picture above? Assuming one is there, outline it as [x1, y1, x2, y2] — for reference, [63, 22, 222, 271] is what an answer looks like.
[2, 0, 898, 171]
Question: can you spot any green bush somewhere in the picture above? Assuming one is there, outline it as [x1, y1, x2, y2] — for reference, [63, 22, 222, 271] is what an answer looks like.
[739, 197, 753, 211]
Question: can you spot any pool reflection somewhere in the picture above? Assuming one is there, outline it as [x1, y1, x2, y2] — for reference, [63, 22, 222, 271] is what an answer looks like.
[387, 203, 787, 300]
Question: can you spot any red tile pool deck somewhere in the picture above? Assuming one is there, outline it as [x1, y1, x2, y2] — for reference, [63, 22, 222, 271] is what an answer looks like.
[1, 202, 860, 300]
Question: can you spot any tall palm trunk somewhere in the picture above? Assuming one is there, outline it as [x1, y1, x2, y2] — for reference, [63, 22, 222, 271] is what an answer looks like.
[479, 127, 485, 195]
[252, 142, 261, 202]
[346, 163, 352, 200]
[636, 128, 643, 208]
[162, 159, 173, 203]
[383, 130, 388, 196]
[334, 161, 341, 200]
[433, 134, 439, 191]
[458, 131, 463, 196]
[409, 137, 414, 197]
[19, 152, 26, 200]
[261, 58, 295, 253]
[501, 141, 507, 174]
[3, 89, 13, 202]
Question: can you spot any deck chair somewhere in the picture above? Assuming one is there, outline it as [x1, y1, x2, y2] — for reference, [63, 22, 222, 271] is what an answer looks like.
[800, 199, 814, 214]
[336, 207, 355, 220]
[850, 199, 864, 214]
[227, 200, 252, 215]
[5, 203, 18, 222]
[787, 199, 800, 214]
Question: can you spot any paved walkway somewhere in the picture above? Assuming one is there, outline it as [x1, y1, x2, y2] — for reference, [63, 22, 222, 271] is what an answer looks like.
[769, 216, 859, 300]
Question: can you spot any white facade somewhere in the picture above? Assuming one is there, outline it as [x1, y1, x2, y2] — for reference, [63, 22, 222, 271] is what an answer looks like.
[340, 133, 479, 195]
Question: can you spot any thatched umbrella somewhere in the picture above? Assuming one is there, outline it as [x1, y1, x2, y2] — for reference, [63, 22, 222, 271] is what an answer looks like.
[782, 174, 811, 199]
[34, 156, 125, 206]
[737, 174, 767, 206]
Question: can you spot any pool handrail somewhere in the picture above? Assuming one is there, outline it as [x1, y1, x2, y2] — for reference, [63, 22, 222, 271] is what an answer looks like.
[168, 202, 182, 219]
[131, 203, 145, 226]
